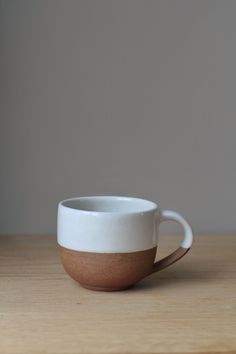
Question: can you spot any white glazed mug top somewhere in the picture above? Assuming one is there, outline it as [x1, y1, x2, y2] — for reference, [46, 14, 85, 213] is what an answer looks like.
[57, 196, 159, 253]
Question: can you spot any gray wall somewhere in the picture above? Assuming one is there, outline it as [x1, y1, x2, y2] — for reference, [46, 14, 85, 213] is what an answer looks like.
[1, 0, 236, 234]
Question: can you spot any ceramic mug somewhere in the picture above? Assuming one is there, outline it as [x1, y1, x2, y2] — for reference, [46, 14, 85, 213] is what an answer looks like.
[57, 196, 193, 291]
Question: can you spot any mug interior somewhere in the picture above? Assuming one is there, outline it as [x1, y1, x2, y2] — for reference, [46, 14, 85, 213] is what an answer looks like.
[61, 196, 157, 214]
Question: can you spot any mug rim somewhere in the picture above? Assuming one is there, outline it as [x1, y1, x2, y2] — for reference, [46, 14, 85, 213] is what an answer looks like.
[59, 195, 158, 215]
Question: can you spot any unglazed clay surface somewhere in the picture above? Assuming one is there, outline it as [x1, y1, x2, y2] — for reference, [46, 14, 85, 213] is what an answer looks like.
[59, 245, 157, 291]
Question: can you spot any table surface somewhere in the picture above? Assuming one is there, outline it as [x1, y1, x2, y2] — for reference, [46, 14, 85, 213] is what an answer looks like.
[0, 234, 235, 354]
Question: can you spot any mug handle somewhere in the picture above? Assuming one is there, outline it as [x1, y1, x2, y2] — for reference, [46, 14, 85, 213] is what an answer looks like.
[152, 210, 193, 273]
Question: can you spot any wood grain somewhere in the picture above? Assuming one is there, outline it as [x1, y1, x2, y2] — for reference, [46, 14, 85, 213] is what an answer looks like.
[0, 234, 235, 354]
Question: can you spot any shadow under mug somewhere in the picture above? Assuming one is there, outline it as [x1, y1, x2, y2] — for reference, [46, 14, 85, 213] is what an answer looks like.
[57, 196, 193, 291]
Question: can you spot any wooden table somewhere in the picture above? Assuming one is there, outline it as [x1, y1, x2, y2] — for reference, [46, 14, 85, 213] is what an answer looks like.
[0, 235, 235, 354]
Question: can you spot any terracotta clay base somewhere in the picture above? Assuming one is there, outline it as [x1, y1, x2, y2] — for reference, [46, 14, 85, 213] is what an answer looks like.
[59, 245, 157, 291]
[81, 284, 134, 292]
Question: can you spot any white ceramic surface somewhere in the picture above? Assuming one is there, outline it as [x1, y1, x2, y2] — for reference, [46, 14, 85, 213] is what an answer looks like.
[57, 196, 193, 253]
